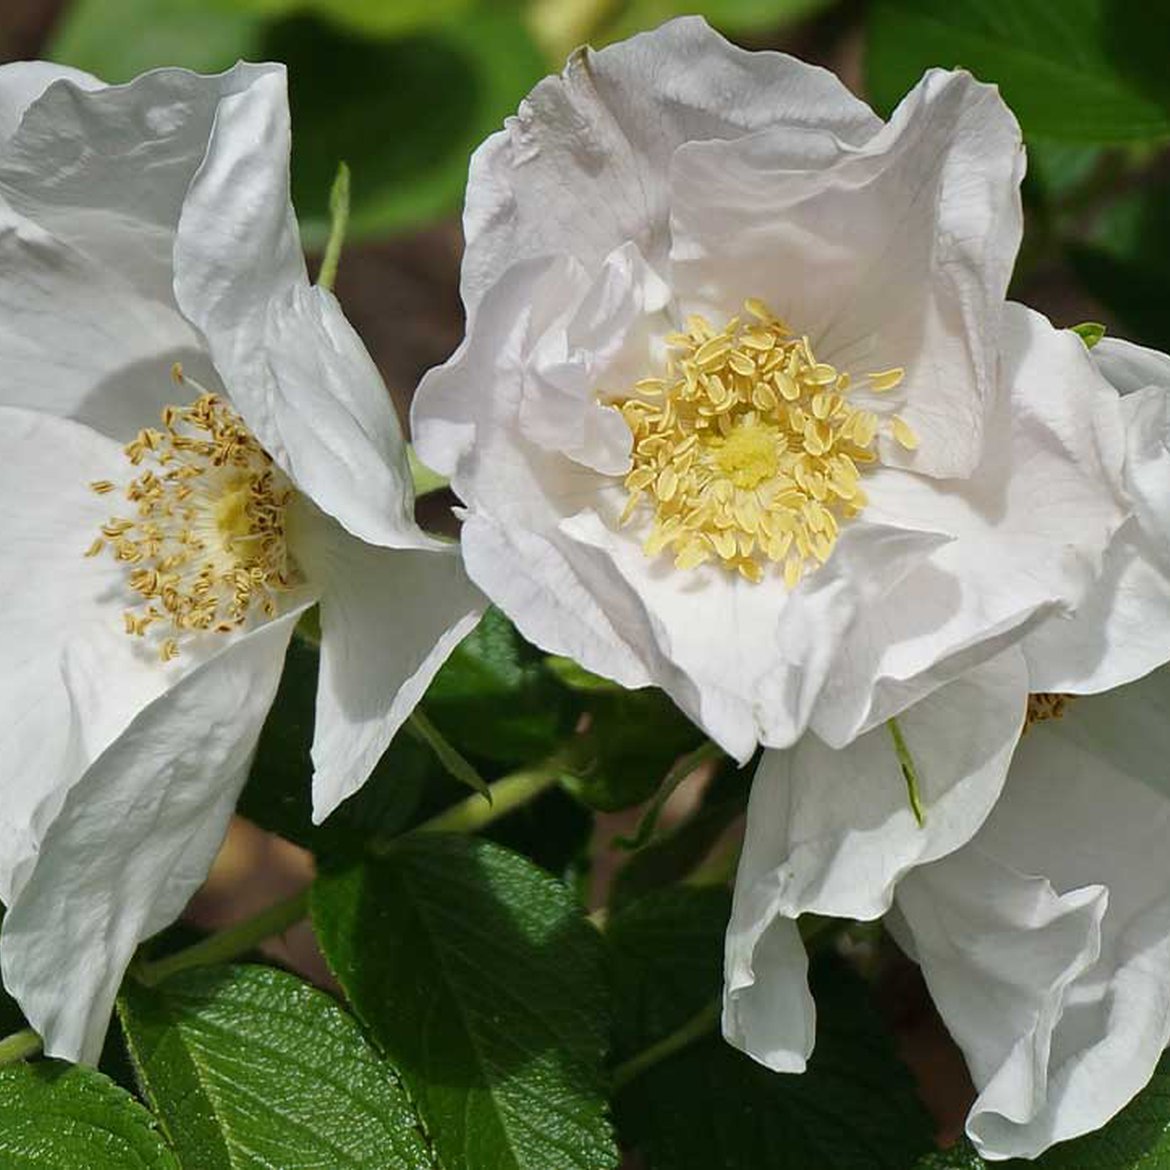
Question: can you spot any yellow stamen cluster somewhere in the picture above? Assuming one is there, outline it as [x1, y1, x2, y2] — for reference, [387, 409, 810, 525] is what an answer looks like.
[611, 300, 916, 586]
[1024, 692, 1072, 731]
[86, 375, 298, 660]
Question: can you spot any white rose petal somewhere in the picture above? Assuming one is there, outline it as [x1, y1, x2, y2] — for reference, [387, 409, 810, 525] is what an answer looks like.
[0, 62, 480, 1061]
[414, 18, 1125, 761]
[895, 667, 1170, 1159]
[725, 647, 1028, 1072]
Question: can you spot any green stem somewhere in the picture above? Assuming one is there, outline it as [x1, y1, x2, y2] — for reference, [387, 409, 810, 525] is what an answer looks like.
[0, 1028, 41, 1066]
[408, 709, 489, 797]
[316, 161, 350, 292]
[616, 739, 724, 851]
[887, 717, 926, 827]
[137, 888, 310, 987]
[416, 765, 560, 837]
[611, 997, 721, 1091]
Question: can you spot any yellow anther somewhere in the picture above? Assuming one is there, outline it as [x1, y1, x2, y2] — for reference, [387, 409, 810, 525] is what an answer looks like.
[609, 299, 911, 585]
[86, 388, 298, 661]
[868, 367, 905, 392]
[891, 416, 919, 450]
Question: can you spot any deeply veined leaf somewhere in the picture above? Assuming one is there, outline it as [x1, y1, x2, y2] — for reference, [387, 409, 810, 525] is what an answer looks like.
[312, 834, 618, 1170]
[0, 1062, 177, 1169]
[868, 0, 1170, 142]
[118, 964, 434, 1169]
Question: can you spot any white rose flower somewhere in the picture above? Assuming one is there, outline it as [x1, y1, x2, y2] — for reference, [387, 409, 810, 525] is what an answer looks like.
[0, 63, 481, 1062]
[726, 339, 1170, 1158]
[412, 16, 1126, 762]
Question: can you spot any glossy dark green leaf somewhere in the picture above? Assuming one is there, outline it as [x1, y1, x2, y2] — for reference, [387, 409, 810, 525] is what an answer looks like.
[118, 965, 433, 1170]
[0, 1062, 177, 1169]
[913, 1142, 985, 1169]
[423, 607, 576, 767]
[313, 834, 618, 1170]
[48, 0, 263, 81]
[262, 9, 544, 243]
[608, 887, 934, 1169]
[868, 0, 1170, 142]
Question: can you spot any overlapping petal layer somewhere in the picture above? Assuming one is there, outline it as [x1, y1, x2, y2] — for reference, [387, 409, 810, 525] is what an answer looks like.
[895, 668, 1170, 1159]
[0, 62, 480, 1061]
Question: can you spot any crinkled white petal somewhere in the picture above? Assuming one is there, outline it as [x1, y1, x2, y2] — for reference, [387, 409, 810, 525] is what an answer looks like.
[895, 666, 1170, 1159]
[290, 502, 484, 822]
[173, 68, 423, 550]
[813, 303, 1128, 746]
[0, 408, 182, 905]
[1094, 335, 1170, 397]
[417, 231, 950, 757]
[893, 849, 1107, 1159]
[563, 510, 945, 760]
[521, 242, 669, 475]
[723, 915, 812, 1074]
[0, 62, 101, 146]
[669, 68, 1024, 479]
[461, 15, 880, 312]
[0, 608, 301, 1064]
[1025, 357, 1170, 693]
[724, 648, 1027, 1071]
[0, 67, 276, 435]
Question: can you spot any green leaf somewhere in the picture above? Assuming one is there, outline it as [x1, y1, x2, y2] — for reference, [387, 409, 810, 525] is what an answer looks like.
[560, 688, 705, 813]
[313, 834, 619, 1170]
[48, 0, 263, 81]
[608, 888, 935, 1169]
[0, 1062, 177, 1169]
[240, 636, 438, 857]
[118, 965, 433, 1170]
[867, 0, 1170, 142]
[423, 608, 576, 767]
[262, 9, 545, 243]
[912, 1142, 985, 1169]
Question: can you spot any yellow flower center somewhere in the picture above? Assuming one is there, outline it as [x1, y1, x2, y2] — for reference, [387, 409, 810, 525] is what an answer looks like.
[611, 300, 917, 586]
[86, 368, 299, 661]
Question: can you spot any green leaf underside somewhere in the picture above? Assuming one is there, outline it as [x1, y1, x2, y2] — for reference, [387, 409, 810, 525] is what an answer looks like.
[118, 964, 432, 1170]
[0, 1062, 177, 1169]
[608, 888, 934, 1169]
[312, 835, 619, 1170]
[868, 0, 1170, 142]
